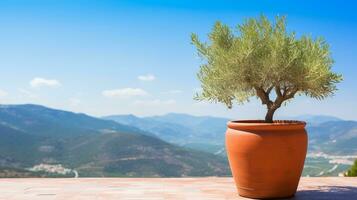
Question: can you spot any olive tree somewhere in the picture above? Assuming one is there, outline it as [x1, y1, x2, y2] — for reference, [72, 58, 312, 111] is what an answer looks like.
[191, 15, 342, 123]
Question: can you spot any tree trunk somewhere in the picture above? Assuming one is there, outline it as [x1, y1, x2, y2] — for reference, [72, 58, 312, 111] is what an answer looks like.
[265, 108, 277, 123]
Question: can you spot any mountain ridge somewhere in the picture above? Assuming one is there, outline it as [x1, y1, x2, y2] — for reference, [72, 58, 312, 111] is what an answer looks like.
[1, 103, 356, 177]
[0, 104, 230, 177]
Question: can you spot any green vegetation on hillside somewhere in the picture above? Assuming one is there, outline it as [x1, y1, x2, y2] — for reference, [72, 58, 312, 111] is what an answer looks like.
[104, 113, 228, 146]
[346, 160, 357, 177]
[0, 167, 72, 178]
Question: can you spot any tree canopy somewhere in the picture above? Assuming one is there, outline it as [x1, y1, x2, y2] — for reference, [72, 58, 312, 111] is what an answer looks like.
[346, 160, 357, 177]
[191, 15, 342, 122]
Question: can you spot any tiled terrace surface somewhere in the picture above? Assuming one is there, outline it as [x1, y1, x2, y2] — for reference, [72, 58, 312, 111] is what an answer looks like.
[0, 177, 356, 200]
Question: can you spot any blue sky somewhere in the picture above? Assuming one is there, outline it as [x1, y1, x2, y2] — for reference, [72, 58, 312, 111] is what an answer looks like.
[0, 0, 356, 120]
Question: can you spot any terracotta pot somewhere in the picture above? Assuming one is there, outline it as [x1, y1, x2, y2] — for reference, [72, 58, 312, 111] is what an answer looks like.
[226, 120, 307, 199]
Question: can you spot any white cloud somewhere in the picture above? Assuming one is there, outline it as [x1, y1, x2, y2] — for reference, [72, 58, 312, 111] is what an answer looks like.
[30, 77, 61, 88]
[69, 98, 81, 106]
[102, 88, 148, 98]
[133, 99, 176, 106]
[0, 90, 8, 98]
[138, 74, 156, 81]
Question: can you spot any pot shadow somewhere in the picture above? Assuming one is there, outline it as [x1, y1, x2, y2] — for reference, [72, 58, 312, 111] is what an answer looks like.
[286, 186, 357, 200]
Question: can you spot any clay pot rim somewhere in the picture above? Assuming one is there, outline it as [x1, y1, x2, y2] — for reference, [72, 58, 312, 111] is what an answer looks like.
[228, 120, 306, 131]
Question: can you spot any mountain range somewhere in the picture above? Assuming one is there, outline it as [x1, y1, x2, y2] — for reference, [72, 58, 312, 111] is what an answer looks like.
[1, 104, 356, 178]
[0, 104, 230, 177]
[104, 113, 228, 153]
[105, 113, 357, 155]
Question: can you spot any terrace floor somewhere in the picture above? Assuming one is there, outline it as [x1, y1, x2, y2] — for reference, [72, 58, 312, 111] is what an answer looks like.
[0, 177, 356, 200]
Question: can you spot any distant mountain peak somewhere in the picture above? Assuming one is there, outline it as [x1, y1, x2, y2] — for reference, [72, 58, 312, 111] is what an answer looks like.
[0, 103, 146, 137]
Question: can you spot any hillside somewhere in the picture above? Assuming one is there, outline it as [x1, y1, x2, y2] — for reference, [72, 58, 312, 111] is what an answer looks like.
[104, 113, 229, 153]
[0, 104, 230, 177]
[60, 132, 229, 177]
[308, 120, 357, 154]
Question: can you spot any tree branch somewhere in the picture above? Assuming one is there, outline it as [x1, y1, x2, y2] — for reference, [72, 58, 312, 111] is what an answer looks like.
[266, 86, 274, 95]
[275, 85, 283, 98]
[254, 86, 273, 107]
[257, 86, 299, 123]
[271, 87, 298, 111]
[284, 88, 298, 100]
